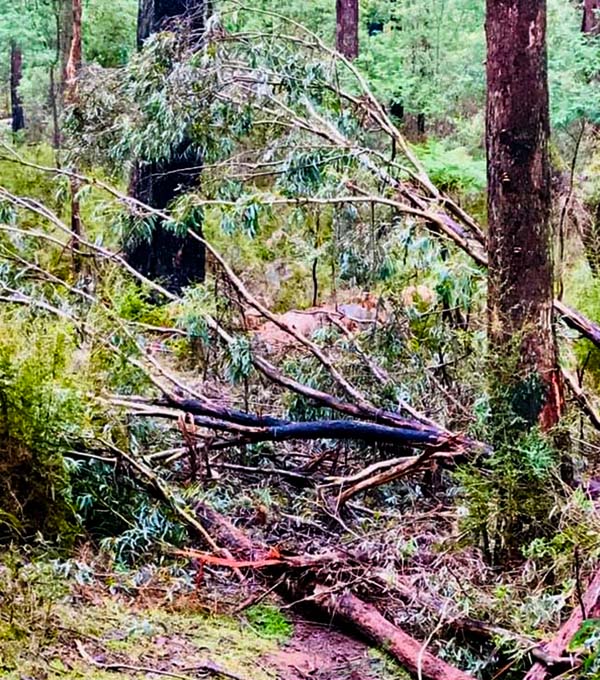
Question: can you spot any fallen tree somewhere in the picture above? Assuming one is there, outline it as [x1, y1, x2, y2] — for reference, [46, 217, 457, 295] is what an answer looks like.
[524, 567, 600, 680]
[188, 502, 474, 680]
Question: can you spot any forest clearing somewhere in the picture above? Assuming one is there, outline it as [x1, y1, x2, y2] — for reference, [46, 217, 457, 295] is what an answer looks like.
[2, 0, 600, 678]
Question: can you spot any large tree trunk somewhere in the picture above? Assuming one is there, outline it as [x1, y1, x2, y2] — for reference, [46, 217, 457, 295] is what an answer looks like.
[486, 0, 563, 431]
[10, 41, 25, 133]
[583, 0, 600, 34]
[127, 0, 206, 294]
[336, 0, 359, 60]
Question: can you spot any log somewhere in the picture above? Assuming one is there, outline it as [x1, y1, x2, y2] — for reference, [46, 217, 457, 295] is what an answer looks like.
[314, 590, 473, 680]
[189, 505, 472, 680]
[125, 396, 473, 451]
[524, 566, 600, 680]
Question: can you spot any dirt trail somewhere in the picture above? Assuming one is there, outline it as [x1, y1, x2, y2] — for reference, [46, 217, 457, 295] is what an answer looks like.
[270, 618, 405, 679]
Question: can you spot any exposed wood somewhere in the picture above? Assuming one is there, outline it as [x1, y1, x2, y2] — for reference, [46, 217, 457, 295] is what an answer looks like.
[190, 503, 473, 680]
[64, 0, 82, 95]
[316, 590, 473, 680]
[336, 448, 440, 506]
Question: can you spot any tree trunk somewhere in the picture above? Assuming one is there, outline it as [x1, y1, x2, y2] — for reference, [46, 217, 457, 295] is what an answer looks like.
[65, 0, 83, 274]
[581, 0, 600, 271]
[127, 0, 206, 294]
[583, 0, 600, 34]
[64, 0, 82, 98]
[336, 0, 359, 60]
[10, 41, 25, 133]
[59, 0, 74, 94]
[138, 0, 208, 47]
[486, 0, 563, 431]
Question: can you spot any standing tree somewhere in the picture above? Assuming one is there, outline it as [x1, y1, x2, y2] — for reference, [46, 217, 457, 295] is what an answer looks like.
[486, 0, 563, 431]
[64, 0, 83, 272]
[583, 0, 600, 34]
[126, 0, 207, 293]
[336, 0, 359, 60]
[10, 40, 24, 132]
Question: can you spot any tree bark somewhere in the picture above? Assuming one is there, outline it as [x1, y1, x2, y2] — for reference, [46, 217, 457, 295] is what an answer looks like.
[581, 1, 600, 271]
[10, 41, 25, 133]
[127, 0, 207, 293]
[583, 0, 600, 34]
[65, 0, 83, 274]
[336, 0, 359, 60]
[486, 0, 563, 431]
[64, 0, 82, 97]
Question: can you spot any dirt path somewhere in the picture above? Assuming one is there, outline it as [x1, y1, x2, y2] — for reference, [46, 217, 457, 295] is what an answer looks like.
[270, 618, 408, 679]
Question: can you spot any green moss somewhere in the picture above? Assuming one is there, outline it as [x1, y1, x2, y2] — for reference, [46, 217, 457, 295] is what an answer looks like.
[245, 604, 293, 642]
[1, 572, 279, 680]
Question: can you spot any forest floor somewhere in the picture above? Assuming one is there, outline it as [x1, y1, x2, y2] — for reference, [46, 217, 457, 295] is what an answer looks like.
[0, 563, 408, 680]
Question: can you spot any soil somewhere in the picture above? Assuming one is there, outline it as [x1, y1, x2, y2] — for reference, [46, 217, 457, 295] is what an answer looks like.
[269, 618, 402, 680]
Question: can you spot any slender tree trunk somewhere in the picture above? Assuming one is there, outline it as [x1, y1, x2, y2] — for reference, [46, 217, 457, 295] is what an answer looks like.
[64, 0, 82, 95]
[65, 0, 83, 274]
[10, 41, 25, 133]
[583, 0, 600, 34]
[486, 0, 563, 431]
[581, 0, 600, 272]
[59, 0, 74, 95]
[127, 0, 207, 294]
[336, 0, 359, 60]
[49, 66, 61, 154]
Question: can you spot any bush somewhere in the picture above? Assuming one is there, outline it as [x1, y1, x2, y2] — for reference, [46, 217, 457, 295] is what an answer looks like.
[0, 313, 87, 545]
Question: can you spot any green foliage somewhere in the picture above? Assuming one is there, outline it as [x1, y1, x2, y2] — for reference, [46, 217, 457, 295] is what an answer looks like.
[415, 140, 486, 195]
[245, 604, 293, 642]
[0, 552, 68, 672]
[83, 0, 137, 67]
[458, 401, 560, 563]
[569, 619, 600, 678]
[0, 314, 89, 544]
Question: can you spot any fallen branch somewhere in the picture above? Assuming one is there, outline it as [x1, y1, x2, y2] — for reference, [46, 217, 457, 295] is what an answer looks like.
[118, 395, 472, 451]
[563, 368, 600, 431]
[179, 505, 473, 680]
[524, 565, 600, 680]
